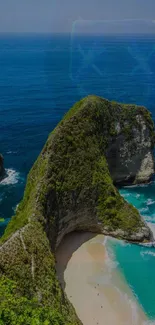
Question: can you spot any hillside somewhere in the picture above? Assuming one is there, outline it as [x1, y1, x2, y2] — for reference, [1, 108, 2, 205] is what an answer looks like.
[0, 95, 154, 324]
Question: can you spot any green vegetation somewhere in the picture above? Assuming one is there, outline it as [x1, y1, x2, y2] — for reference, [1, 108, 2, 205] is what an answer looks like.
[0, 95, 154, 324]
[92, 156, 142, 233]
[0, 276, 75, 325]
[2, 95, 154, 243]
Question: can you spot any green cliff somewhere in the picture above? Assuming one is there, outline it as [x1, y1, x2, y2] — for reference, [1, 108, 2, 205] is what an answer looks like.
[0, 95, 154, 324]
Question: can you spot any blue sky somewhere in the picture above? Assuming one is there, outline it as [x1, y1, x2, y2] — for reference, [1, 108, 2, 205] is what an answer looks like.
[0, 0, 155, 33]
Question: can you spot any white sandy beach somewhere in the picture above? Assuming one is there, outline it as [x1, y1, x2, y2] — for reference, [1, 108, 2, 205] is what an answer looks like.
[56, 232, 148, 325]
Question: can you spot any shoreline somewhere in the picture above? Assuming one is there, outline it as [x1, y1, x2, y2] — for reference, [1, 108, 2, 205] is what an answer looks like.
[56, 232, 148, 325]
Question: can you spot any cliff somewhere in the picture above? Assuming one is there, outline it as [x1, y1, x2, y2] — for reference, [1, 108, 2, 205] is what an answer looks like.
[106, 104, 155, 185]
[0, 95, 154, 324]
[0, 154, 5, 180]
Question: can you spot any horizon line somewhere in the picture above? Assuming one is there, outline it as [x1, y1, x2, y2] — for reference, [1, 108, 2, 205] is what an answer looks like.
[1, 31, 155, 35]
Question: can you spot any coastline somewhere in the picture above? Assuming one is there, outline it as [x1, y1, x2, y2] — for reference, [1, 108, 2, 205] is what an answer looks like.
[56, 232, 148, 325]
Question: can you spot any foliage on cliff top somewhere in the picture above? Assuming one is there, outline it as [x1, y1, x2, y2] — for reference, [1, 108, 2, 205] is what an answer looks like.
[0, 95, 154, 325]
[0, 222, 81, 325]
[0, 275, 78, 325]
[1, 95, 154, 243]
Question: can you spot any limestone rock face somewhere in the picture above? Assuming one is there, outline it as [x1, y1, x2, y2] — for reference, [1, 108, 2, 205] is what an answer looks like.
[0, 154, 5, 180]
[106, 114, 155, 184]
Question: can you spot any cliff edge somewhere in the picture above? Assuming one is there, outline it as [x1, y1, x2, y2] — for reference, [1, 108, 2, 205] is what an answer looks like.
[0, 96, 154, 324]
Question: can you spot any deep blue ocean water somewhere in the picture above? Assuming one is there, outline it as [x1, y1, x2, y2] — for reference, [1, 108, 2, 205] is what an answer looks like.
[1, 33, 155, 322]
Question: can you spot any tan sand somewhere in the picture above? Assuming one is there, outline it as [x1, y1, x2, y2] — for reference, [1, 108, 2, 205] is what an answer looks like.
[56, 232, 148, 325]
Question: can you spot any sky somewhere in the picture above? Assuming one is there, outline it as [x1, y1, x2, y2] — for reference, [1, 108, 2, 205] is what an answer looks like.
[0, 0, 155, 33]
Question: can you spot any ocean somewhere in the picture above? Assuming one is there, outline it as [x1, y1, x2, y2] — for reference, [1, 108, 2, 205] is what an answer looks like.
[1, 33, 155, 322]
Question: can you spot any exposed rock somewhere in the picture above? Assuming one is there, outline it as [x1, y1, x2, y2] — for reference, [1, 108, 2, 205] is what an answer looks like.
[0, 95, 154, 323]
[106, 113, 155, 185]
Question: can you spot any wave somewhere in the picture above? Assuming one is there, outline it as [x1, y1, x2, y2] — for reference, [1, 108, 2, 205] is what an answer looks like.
[142, 214, 155, 223]
[104, 238, 155, 324]
[119, 240, 132, 247]
[120, 191, 142, 200]
[140, 207, 149, 213]
[144, 216, 155, 222]
[114, 286, 141, 324]
[0, 169, 20, 186]
[102, 235, 108, 246]
[147, 199, 155, 206]
[103, 236, 155, 324]
[104, 239, 119, 270]
[114, 285, 155, 325]
[147, 223, 155, 239]
[141, 250, 155, 258]
[123, 183, 149, 189]
[120, 192, 131, 198]
[6, 151, 18, 155]
[13, 203, 19, 213]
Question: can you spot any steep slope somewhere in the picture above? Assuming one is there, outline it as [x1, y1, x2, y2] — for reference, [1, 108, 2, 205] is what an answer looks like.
[0, 95, 154, 324]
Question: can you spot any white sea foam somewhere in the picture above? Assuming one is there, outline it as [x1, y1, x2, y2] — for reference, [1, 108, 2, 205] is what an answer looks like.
[147, 199, 155, 206]
[143, 216, 152, 221]
[113, 286, 140, 324]
[147, 222, 155, 239]
[102, 235, 108, 246]
[143, 215, 155, 222]
[98, 240, 119, 286]
[121, 192, 131, 198]
[123, 183, 149, 189]
[119, 240, 131, 247]
[140, 207, 149, 213]
[141, 250, 155, 258]
[104, 242, 119, 270]
[113, 285, 155, 325]
[103, 239, 155, 324]
[0, 169, 20, 185]
[6, 151, 17, 154]
[123, 184, 139, 188]
[13, 203, 19, 213]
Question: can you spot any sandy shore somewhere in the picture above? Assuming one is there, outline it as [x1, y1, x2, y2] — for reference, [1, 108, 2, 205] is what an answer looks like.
[56, 232, 148, 325]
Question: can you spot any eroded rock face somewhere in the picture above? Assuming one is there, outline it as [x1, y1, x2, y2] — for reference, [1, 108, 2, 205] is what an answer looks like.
[0, 154, 5, 180]
[106, 114, 154, 184]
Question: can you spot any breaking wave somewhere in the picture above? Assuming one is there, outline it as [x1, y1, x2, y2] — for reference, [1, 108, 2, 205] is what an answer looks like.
[0, 169, 21, 186]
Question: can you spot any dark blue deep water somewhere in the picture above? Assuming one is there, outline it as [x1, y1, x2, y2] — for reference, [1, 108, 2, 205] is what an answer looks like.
[1, 33, 155, 322]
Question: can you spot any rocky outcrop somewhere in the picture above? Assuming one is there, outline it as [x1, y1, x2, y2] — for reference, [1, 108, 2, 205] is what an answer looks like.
[0, 154, 5, 180]
[106, 113, 155, 185]
[0, 95, 154, 324]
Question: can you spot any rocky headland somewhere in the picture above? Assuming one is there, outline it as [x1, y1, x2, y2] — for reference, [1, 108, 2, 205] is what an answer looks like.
[0, 95, 155, 324]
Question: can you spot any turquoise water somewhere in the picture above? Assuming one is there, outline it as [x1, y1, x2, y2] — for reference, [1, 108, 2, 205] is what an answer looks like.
[108, 184, 155, 321]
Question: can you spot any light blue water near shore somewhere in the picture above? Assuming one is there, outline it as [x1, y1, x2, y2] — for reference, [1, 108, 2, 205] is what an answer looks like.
[1, 33, 155, 321]
[108, 183, 155, 321]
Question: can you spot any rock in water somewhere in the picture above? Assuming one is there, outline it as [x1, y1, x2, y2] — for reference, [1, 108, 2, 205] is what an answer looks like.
[0, 154, 5, 180]
[0, 96, 154, 324]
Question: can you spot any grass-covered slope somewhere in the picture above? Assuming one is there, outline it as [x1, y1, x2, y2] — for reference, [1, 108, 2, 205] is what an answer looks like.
[0, 95, 154, 324]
